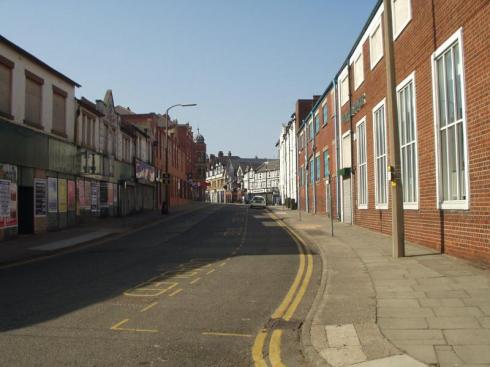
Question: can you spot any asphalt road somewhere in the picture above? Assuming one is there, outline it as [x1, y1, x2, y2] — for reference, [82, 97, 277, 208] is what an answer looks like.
[0, 204, 320, 367]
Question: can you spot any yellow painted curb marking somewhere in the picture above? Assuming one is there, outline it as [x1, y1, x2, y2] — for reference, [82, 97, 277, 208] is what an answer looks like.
[269, 329, 285, 367]
[206, 269, 216, 275]
[252, 329, 268, 367]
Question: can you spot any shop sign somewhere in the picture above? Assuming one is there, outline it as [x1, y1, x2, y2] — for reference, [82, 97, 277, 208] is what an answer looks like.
[34, 178, 47, 217]
[135, 160, 155, 183]
[4, 184, 17, 228]
[341, 94, 366, 123]
[67, 180, 75, 211]
[47, 177, 58, 213]
[58, 179, 67, 213]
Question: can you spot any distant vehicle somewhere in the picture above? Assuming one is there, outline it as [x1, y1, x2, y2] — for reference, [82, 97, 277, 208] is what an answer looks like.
[250, 196, 266, 209]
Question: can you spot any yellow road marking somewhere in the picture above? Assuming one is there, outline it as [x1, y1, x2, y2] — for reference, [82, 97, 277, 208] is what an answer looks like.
[169, 288, 183, 297]
[271, 239, 305, 319]
[110, 318, 158, 333]
[202, 332, 253, 338]
[252, 329, 268, 367]
[269, 329, 285, 367]
[124, 281, 178, 297]
[140, 301, 158, 313]
[219, 262, 227, 267]
[190, 277, 201, 284]
[283, 230, 314, 321]
[206, 269, 216, 275]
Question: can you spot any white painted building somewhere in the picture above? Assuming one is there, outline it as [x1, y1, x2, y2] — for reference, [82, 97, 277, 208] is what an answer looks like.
[243, 160, 280, 205]
[278, 118, 297, 205]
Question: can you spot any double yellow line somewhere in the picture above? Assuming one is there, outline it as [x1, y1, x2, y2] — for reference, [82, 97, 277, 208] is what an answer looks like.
[252, 214, 313, 367]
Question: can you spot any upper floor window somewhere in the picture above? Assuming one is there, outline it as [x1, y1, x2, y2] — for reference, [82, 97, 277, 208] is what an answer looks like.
[370, 22, 383, 69]
[340, 74, 349, 106]
[314, 114, 320, 134]
[52, 86, 67, 136]
[322, 104, 328, 125]
[397, 72, 418, 209]
[25, 70, 43, 127]
[432, 29, 468, 210]
[0, 55, 14, 118]
[309, 158, 314, 184]
[392, 0, 411, 40]
[354, 52, 364, 90]
[308, 119, 314, 140]
[82, 113, 96, 149]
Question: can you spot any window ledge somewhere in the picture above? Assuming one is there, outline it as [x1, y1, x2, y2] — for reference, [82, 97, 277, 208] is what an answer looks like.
[24, 119, 44, 130]
[51, 129, 68, 138]
[0, 110, 14, 120]
[440, 201, 469, 211]
[370, 55, 383, 71]
[375, 204, 388, 210]
[358, 204, 368, 210]
[403, 202, 419, 210]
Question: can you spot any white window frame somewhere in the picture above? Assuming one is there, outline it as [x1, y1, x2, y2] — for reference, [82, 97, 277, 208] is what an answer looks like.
[354, 52, 364, 90]
[370, 21, 383, 70]
[431, 28, 469, 210]
[396, 71, 419, 210]
[356, 117, 368, 209]
[372, 98, 389, 209]
[392, 0, 412, 40]
[339, 67, 349, 106]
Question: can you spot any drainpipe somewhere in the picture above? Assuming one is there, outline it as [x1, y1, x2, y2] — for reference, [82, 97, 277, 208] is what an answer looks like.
[333, 79, 341, 220]
[305, 118, 309, 213]
[348, 65, 354, 225]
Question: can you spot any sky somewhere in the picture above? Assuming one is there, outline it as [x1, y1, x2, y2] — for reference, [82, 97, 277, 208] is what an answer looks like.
[1, 0, 377, 159]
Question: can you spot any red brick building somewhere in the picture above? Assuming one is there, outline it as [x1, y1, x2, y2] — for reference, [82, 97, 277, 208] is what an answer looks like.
[296, 0, 490, 263]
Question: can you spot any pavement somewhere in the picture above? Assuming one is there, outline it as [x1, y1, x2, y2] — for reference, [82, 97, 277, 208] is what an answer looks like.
[0, 202, 207, 268]
[269, 206, 490, 367]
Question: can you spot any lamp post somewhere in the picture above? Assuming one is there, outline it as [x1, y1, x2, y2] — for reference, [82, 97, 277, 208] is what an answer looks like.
[163, 103, 197, 214]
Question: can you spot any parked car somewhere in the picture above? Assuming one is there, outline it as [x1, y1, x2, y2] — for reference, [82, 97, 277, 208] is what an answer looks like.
[250, 196, 266, 209]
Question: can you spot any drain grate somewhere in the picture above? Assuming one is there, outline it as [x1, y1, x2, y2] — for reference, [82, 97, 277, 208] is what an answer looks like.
[265, 318, 303, 331]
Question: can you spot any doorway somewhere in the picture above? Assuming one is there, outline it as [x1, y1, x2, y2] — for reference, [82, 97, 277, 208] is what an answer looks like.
[18, 186, 34, 234]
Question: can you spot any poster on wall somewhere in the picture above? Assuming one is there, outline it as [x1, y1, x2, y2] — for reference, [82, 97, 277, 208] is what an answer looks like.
[58, 179, 67, 213]
[84, 181, 91, 209]
[48, 177, 58, 213]
[108, 183, 114, 206]
[5, 183, 17, 227]
[34, 178, 47, 217]
[77, 179, 85, 209]
[100, 182, 108, 208]
[0, 179, 9, 218]
[67, 180, 75, 211]
[113, 183, 118, 206]
[91, 182, 99, 214]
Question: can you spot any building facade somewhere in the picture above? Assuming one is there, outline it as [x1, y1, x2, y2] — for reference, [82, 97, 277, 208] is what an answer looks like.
[292, 0, 490, 263]
[278, 116, 297, 207]
[243, 160, 280, 205]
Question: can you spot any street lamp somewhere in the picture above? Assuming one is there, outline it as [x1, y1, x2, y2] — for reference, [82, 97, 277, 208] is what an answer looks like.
[162, 103, 197, 214]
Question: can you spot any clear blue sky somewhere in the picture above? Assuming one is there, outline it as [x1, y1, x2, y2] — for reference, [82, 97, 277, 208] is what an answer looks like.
[1, 0, 376, 159]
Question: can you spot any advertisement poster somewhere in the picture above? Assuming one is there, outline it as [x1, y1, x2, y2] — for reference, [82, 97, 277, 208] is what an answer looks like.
[67, 180, 75, 211]
[47, 177, 58, 213]
[5, 183, 17, 227]
[91, 182, 99, 213]
[0, 179, 9, 217]
[77, 179, 85, 209]
[108, 183, 114, 205]
[100, 182, 108, 208]
[34, 178, 47, 217]
[113, 183, 118, 206]
[58, 179, 67, 213]
[84, 181, 91, 209]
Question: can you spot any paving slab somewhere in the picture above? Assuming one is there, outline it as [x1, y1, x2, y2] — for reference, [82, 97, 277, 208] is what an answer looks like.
[453, 345, 490, 364]
[31, 230, 114, 251]
[351, 355, 427, 367]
